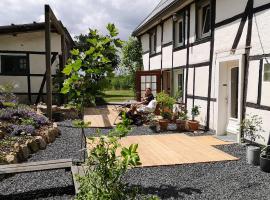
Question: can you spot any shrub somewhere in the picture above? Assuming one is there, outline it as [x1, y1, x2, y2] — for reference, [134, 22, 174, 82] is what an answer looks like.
[191, 105, 200, 121]
[0, 82, 18, 104]
[8, 124, 35, 136]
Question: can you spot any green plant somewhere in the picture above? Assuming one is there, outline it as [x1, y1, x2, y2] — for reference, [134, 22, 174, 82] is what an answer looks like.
[0, 82, 18, 104]
[240, 114, 264, 145]
[20, 118, 36, 127]
[161, 111, 172, 120]
[156, 91, 175, 109]
[76, 115, 141, 200]
[174, 88, 183, 102]
[179, 110, 188, 120]
[191, 105, 200, 121]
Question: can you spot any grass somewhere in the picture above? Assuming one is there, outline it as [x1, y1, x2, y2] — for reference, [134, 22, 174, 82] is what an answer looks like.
[102, 90, 135, 103]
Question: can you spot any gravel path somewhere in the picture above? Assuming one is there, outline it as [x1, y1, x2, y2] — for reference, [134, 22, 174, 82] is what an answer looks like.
[1, 122, 269, 199]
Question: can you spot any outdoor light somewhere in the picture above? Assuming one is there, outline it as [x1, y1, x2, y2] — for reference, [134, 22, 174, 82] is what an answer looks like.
[172, 13, 178, 21]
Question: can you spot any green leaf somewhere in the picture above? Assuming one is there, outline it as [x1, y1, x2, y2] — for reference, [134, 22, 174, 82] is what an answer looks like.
[71, 49, 80, 56]
[106, 23, 119, 37]
[85, 47, 95, 55]
[73, 59, 82, 71]
[62, 64, 73, 75]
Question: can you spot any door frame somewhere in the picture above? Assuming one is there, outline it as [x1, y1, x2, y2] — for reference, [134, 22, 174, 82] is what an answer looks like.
[215, 54, 244, 143]
[135, 70, 161, 101]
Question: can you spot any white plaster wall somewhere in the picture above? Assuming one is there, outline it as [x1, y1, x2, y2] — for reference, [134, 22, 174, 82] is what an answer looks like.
[210, 102, 217, 130]
[150, 55, 161, 70]
[194, 99, 208, 126]
[140, 34, 149, 52]
[247, 60, 260, 103]
[261, 59, 270, 106]
[0, 32, 61, 52]
[254, 0, 270, 7]
[187, 67, 194, 95]
[163, 18, 172, 44]
[173, 69, 184, 95]
[0, 76, 27, 93]
[186, 98, 193, 117]
[216, 0, 248, 23]
[189, 42, 210, 64]
[214, 20, 248, 54]
[29, 54, 59, 75]
[142, 53, 149, 71]
[250, 9, 270, 56]
[194, 66, 209, 97]
[30, 77, 44, 93]
[162, 45, 172, 69]
[173, 49, 187, 67]
[156, 25, 162, 53]
[246, 107, 270, 145]
[189, 3, 196, 43]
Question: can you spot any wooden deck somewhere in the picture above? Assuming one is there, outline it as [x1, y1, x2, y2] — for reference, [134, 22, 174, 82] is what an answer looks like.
[117, 134, 238, 167]
[84, 105, 123, 127]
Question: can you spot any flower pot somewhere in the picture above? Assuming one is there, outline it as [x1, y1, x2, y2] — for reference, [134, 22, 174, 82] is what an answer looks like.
[176, 119, 186, 131]
[149, 123, 158, 133]
[187, 120, 199, 131]
[246, 145, 260, 165]
[159, 119, 169, 131]
[260, 154, 270, 173]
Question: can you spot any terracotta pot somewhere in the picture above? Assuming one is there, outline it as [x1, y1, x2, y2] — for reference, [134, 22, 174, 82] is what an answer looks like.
[159, 119, 169, 131]
[187, 120, 199, 131]
[176, 119, 186, 131]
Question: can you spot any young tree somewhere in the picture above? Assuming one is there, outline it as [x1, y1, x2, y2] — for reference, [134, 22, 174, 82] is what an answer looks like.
[121, 37, 143, 92]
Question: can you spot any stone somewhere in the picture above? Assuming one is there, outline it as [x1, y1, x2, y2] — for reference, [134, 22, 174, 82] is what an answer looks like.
[13, 143, 24, 162]
[5, 153, 18, 164]
[46, 129, 56, 143]
[35, 136, 47, 150]
[20, 144, 30, 160]
[26, 139, 39, 153]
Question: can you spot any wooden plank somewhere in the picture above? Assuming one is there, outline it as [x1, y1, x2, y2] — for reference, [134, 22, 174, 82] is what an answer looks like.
[0, 159, 72, 175]
[71, 165, 87, 194]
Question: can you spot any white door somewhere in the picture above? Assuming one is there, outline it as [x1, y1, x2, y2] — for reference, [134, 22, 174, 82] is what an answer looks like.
[226, 65, 239, 134]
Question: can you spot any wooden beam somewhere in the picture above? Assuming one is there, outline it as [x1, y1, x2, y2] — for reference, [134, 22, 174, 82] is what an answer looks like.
[44, 5, 65, 36]
[0, 159, 72, 175]
[185, 5, 190, 109]
[45, 5, 52, 120]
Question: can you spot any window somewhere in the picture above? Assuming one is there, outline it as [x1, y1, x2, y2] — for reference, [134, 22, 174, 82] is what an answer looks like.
[197, 0, 211, 39]
[264, 63, 270, 82]
[174, 14, 185, 48]
[149, 30, 156, 54]
[0, 55, 28, 75]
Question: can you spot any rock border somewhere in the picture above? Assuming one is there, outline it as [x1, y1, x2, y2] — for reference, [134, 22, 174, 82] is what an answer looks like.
[3, 123, 61, 164]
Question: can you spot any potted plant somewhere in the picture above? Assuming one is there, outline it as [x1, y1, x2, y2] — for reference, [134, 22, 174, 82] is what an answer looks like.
[187, 105, 200, 131]
[176, 110, 188, 131]
[147, 113, 158, 133]
[240, 114, 264, 166]
[156, 91, 175, 131]
[260, 145, 270, 173]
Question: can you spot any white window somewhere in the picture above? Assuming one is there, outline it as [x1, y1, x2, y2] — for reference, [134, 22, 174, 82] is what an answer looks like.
[174, 15, 184, 47]
[150, 31, 156, 54]
[197, 0, 211, 39]
[264, 63, 270, 82]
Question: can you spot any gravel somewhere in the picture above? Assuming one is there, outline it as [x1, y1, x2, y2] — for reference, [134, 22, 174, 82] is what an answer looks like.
[1, 121, 270, 200]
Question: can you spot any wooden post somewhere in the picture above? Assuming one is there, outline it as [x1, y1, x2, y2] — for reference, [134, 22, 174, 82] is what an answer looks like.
[45, 5, 52, 120]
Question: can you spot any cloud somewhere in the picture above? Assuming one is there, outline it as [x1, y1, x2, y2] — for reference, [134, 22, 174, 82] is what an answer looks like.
[0, 0, 160, 40]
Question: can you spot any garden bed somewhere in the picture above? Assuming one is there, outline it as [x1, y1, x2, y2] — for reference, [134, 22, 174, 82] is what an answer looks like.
[0, 105, 60, 164]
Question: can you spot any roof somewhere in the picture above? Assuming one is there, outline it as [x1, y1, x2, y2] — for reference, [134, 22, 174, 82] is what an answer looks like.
[0, 21, 74, 45]
[133, 0, 180, 36]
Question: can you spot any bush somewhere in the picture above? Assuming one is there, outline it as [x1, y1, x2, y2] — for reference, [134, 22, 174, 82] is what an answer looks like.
[109, 75, 133, 90]
[8, 124, 35, 136]
[0, 82, 18, 104]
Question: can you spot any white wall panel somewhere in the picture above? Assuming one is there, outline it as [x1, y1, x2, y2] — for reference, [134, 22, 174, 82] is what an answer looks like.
[156, 25, 162, 53]
[189, 3, 196, 43]
[250, 10, 270, 56]
[143, 53, 149, 71]
[163, 19, 172, 44]
[261, 59, 270, 106]
[254, 0, 270, 7]
[162, 45, 172, 69]
[150, 55, 161, 70]
[246, 107, 270, 145]
[187, 67, 194, 95]
[216, 0, 248, 23]
[173, 49, 187, 67]
[140, 34, 149, 52]
[194, 99, 208, 126]
[30, 77, 44, 93]
[189, 42, 210, 64]
[247, 60, 260, 103]
[194, 66, 209, 97]
[0, 76, 27, 93]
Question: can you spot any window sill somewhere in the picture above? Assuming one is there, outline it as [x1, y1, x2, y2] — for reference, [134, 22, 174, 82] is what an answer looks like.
[192, 36, 211, 46]
[149, 52, 161, 58]
[173, 45, 186, 52]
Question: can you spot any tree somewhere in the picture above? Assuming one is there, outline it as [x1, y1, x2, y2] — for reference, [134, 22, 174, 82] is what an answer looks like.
[61, 23, 123, 108]
[120, 37, 143, 92]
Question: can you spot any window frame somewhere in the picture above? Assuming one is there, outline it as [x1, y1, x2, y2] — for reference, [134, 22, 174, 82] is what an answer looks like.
[149, 28, 157, 55]
[173, 12, 185, 48]
[0, 54, 29, 75]
[196, 0, 211, 40]
[264, 63, 270, 82]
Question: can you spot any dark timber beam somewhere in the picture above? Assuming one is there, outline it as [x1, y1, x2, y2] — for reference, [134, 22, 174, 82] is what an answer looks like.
[185, 5, 190, 109]
[45, 5, 52, 120]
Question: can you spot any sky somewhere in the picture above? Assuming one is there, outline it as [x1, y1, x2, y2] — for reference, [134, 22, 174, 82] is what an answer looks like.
[0, 0, 160, 40]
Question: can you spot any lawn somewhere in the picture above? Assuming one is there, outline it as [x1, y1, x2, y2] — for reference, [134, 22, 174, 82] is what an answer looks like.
[102, 90, 135, 103]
